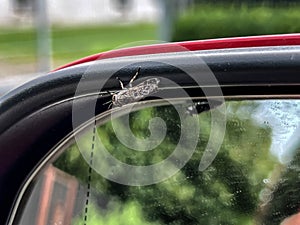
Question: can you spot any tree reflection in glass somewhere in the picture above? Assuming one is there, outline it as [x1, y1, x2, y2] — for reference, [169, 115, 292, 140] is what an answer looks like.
[14, 99, 300, 225]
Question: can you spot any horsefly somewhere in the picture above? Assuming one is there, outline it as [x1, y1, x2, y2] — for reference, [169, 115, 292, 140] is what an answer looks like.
[105, 67, 160, 108]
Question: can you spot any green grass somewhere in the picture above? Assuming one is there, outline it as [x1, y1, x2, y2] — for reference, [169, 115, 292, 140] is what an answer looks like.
[0, 23, 157, 66]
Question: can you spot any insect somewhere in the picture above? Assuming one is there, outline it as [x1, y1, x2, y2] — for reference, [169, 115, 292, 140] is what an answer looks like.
[105, 67, 160, 108]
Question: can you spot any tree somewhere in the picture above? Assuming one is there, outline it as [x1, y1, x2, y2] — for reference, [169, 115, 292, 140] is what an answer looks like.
[260, 148, 300, 224]
[54, 101, 276, 224]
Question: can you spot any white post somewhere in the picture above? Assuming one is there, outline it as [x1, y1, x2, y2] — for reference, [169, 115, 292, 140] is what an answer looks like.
[158, 0, 177, 42]
[34, 0, 52, 73]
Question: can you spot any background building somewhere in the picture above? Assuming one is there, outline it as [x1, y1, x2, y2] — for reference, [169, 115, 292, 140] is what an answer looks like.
[0, 0, 159, 26]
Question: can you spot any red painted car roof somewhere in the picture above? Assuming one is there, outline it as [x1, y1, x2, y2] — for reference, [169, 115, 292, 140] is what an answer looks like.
[54, 34, 300, 71]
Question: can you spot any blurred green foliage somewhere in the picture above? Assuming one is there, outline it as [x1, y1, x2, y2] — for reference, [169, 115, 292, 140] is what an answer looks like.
[73, 201, 160, 225]
[173, 3, 300, 41]
[193, 0, 299, 6]
[54, 101, 279, 224]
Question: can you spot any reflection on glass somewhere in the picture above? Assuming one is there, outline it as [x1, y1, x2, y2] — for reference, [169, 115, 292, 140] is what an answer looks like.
[13, 100, 300, 225]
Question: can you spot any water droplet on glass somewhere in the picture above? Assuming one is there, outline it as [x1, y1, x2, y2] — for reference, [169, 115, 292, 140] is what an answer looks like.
[263, 178, 270, 184]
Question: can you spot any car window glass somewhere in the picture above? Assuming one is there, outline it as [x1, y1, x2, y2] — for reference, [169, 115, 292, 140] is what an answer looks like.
[12, 99, 300, 225]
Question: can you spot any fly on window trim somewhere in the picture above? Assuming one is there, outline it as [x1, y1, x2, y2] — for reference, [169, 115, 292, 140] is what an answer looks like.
[105, 67, 160, 108]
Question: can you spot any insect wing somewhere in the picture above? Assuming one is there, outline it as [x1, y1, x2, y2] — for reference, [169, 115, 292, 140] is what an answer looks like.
[111, 78, 160, 107]
[135, 78, 160, 92]
[134, 78, 160, 96]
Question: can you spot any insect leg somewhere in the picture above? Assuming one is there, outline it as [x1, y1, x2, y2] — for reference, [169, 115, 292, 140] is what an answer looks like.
[106, 90, 113, 96]
[116, 77, 125, 89]
[102, 91, 115, 109]
[103, 100, 112, 105]
[128, 67, 141, 88]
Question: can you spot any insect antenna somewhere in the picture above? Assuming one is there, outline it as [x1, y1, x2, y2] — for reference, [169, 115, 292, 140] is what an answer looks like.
[116, 77, 125, 89]
[102, 91, 113, 109]
[129, 67, 141, 87]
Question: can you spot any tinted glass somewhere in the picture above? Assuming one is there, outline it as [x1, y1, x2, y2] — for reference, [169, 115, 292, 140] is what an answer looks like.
[12, 99, 300, 225]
